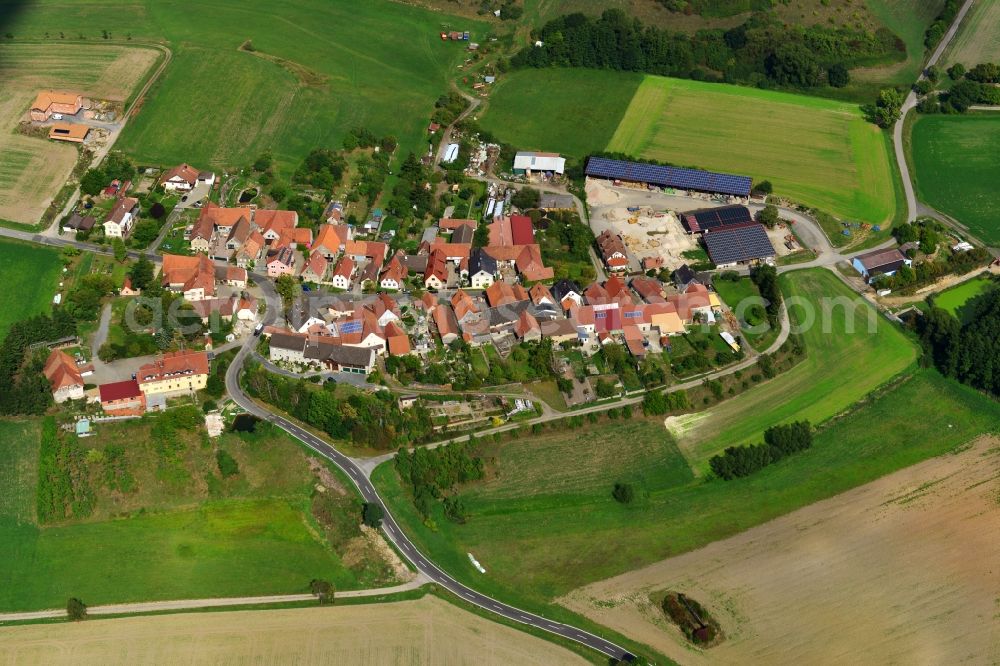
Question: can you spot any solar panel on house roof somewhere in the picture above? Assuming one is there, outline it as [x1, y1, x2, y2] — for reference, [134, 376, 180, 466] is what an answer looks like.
[586, 157, 752, 196]
[703, 224, 776, 265]
[624, 310, 642, 319]
[339, 320, 363, 334]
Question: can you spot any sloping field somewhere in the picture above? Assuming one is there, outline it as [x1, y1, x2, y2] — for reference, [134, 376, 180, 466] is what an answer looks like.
[0, 239, 62, 339]
[2, 0, 486, 174]
[673, 268, 916, 470]
[911, 114, 1000, 245]
[943, 0, 1000, 67]
[563, 432, 1000, 665]
[608, 76, 897, 224]
[479, 69, 642, 159]
[0, 44, 159, 226]
[0, 595, 587, 665]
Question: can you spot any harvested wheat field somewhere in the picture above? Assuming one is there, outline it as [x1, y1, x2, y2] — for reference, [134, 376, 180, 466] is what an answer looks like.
[0, 595, 587, 665]
[562, 436, 1000, 665]
[0, 44, 159, 226]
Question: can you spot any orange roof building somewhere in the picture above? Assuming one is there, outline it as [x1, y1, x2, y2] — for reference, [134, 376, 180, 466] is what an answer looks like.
[43, 349, 84, 403]
[30, 90, 82, 121]
[137, 350, 210, 396]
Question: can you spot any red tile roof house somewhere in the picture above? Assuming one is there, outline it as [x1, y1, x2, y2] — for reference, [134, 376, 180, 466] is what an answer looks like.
[103, 196, 139, 239]
[433, 304, 460, 345]
[161, 163, 215, 192]
[311, 223, 352, 260]
[30, 90, 83, 121]
[266, 246, 298, 277]
[161, 253, 216, 301]
[379, 253, 408, 291]
[300, 251, 329, 283]
[330, 256, 355, 290]
[43, 349, 85, 403]
[99, 379, 146, 416]
[385, 321, 413, 356]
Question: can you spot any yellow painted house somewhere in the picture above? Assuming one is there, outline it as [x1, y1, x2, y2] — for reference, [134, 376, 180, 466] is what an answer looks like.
[137, 350, 209, 396]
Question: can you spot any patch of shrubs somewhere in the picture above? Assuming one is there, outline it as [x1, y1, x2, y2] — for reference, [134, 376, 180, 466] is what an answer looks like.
[661, 592, 720, 645]
[709, 420, 812, 480]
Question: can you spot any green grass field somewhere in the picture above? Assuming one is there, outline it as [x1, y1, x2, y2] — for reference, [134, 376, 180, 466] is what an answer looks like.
[675, 268, 916, 468]
[911, 114, 1000, 245]
[942, 0, 1000, 67]
[608, 76, 897, 224]
[862, 0, 946, 87]
[933, 275, 996, 322]
[711, 277, 778, 351]
[373, 368, 998, 604]
[479, 69, 642, 160]
[0, 417, 391, 612]
[3, 0, 485, 175]
[0, 239, 62, 340]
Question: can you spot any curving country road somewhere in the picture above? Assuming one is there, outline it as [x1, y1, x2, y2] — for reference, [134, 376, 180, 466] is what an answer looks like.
[892, 0, 975, 224]
[223, 290, 637, 661]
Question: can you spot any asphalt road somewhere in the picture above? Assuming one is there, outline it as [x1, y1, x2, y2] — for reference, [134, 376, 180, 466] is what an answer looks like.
[223, 300, 636, 661]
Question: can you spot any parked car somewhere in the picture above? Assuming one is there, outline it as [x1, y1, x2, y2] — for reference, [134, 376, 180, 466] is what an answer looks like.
[254, 323, 264, 336]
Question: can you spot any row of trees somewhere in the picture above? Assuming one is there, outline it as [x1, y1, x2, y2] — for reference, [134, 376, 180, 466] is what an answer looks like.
[709, 420, 812, 479]
[243, 365, 434, 450]
[512, 10, 904, 91]
[750, 264, 782, 329]
[394, 440, 484, 522]
[917, 287, 1000, 397]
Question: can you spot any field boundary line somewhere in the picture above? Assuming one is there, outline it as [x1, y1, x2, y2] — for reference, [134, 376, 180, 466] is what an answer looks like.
[0, 578, 428, 623]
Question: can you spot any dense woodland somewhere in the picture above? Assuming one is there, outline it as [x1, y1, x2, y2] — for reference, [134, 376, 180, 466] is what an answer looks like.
[511, 10, 904, 91]
[917, 289, 1000, 398]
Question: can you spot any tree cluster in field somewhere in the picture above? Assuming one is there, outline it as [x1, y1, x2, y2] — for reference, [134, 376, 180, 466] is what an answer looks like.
[916, 61, 1000, 114]
[917, 287, 1000, 397]
[924, 0, 963, 50]
[641, 388, 690, 415]
[709, 420, 812, 480]
[79, 152, 136, 197]
[512, 10, 906, 91]
[244, 366, 434, 449]
[431, 92, 469, 127]
[0, 309, 77, 415]
[393, 440, 484, 522]
[864, 87, 905, 128]
[661, 592, 720, 645]
[750, 264, 782, 329]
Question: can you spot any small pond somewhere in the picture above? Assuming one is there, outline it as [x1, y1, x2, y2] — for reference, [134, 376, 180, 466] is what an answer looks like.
[238, 188, 258, 204]
[231, 413, 261, 433]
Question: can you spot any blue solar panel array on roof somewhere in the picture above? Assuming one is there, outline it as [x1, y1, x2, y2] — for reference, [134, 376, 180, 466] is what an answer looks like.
[339, 320, 363, 334]
[586, 157, 752, 197]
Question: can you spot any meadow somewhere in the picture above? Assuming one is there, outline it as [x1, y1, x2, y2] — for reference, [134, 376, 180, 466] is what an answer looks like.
[860, 0, 947, 89]
[674, 268, 916, 469]
[373, 369, 997, 607]
[0, 43, 159, 226]
[933, 274, 996, 322]
[607, 76, 898, 225]
[911, 114, 1000, 245]
[942, 0, 1000, 67]
[478, 69, 641, 160]
[0, 239, 62, 339]
[710, 276, 777, 351]
[0, 416, 400, 612]
[2, 0, 486, 176]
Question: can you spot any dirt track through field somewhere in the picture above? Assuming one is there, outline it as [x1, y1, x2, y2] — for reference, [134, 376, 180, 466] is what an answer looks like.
[0, 44, 158, 225]
[561, 436, 1000, 665]
[0, 595, 588, 665]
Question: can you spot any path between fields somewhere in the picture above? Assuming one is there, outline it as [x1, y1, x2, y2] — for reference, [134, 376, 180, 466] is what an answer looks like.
[892, 0, 975, 225]
[0, 577, 429, 623]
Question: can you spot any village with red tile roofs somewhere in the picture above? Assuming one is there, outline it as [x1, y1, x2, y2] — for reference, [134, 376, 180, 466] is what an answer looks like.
[1, 2, 998, 663]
